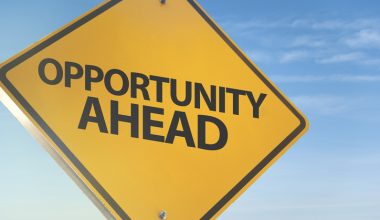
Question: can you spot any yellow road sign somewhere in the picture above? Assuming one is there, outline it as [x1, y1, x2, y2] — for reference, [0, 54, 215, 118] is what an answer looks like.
[0, 0, 308, 219]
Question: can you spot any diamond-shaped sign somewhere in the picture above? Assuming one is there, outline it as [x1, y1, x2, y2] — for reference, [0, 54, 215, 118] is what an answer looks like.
[0, 0, 308, 219]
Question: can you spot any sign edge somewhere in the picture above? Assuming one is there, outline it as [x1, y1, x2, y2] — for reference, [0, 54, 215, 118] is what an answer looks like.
[186, 0, 308, 219]
[0, 1, 129, 220]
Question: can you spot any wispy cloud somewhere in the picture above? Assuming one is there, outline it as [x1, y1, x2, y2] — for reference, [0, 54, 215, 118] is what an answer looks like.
[272, 74, 380, 83]
[317, 52, 380, 66]
[291, 95, 348, 116]
[361, 58, 380, 65]
[279, 51, 310, 63]
[247, 50, 273, 63]
[291, 36, 327, 48]
[222, 18, 380, 32]
[317, 52, 364, 64]
[222, 17, 380, 66]
[291, 94, 380, 119]
[344, 29, 380, 48]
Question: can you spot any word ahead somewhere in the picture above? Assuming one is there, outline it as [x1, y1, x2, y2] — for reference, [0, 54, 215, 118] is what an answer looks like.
[38, 58, 268, 150]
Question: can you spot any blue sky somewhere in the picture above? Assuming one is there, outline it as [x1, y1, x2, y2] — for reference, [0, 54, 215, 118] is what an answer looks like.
[0, 0, 379, 219]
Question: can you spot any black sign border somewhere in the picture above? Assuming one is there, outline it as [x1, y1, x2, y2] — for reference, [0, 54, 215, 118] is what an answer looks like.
[0, 0, 307, 219]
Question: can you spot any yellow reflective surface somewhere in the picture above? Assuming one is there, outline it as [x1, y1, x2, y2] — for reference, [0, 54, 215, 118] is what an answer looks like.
[0, 1, 308, 219]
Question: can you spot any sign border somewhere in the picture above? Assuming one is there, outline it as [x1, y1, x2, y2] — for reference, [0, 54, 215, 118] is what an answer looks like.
[0, 0, 308, 219]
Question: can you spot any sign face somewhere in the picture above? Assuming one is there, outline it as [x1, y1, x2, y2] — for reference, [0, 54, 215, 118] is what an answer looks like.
[0, 0, 308, 219]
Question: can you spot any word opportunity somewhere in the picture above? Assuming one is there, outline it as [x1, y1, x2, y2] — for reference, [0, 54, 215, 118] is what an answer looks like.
[38, 58, 267, 150]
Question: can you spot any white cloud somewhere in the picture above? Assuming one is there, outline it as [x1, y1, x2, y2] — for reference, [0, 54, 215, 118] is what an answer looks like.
[221, 20, 287, 31]
[290, 94, 379, 119]
[361, 58, 380, 65]
[291, 36, 327, 48]
[221, 17, 380, 66]
[247, 50, 272, 63]
[271, 74, 380, 83]
[279, 51, 310, 63]
[222, 18, 380, 32]
[309, 20, 345, 30]
[317, 52, 364, 64]
[317, 52, 380, 66]
[291, 95, 348, 116]
[345, 29, 380, 48]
